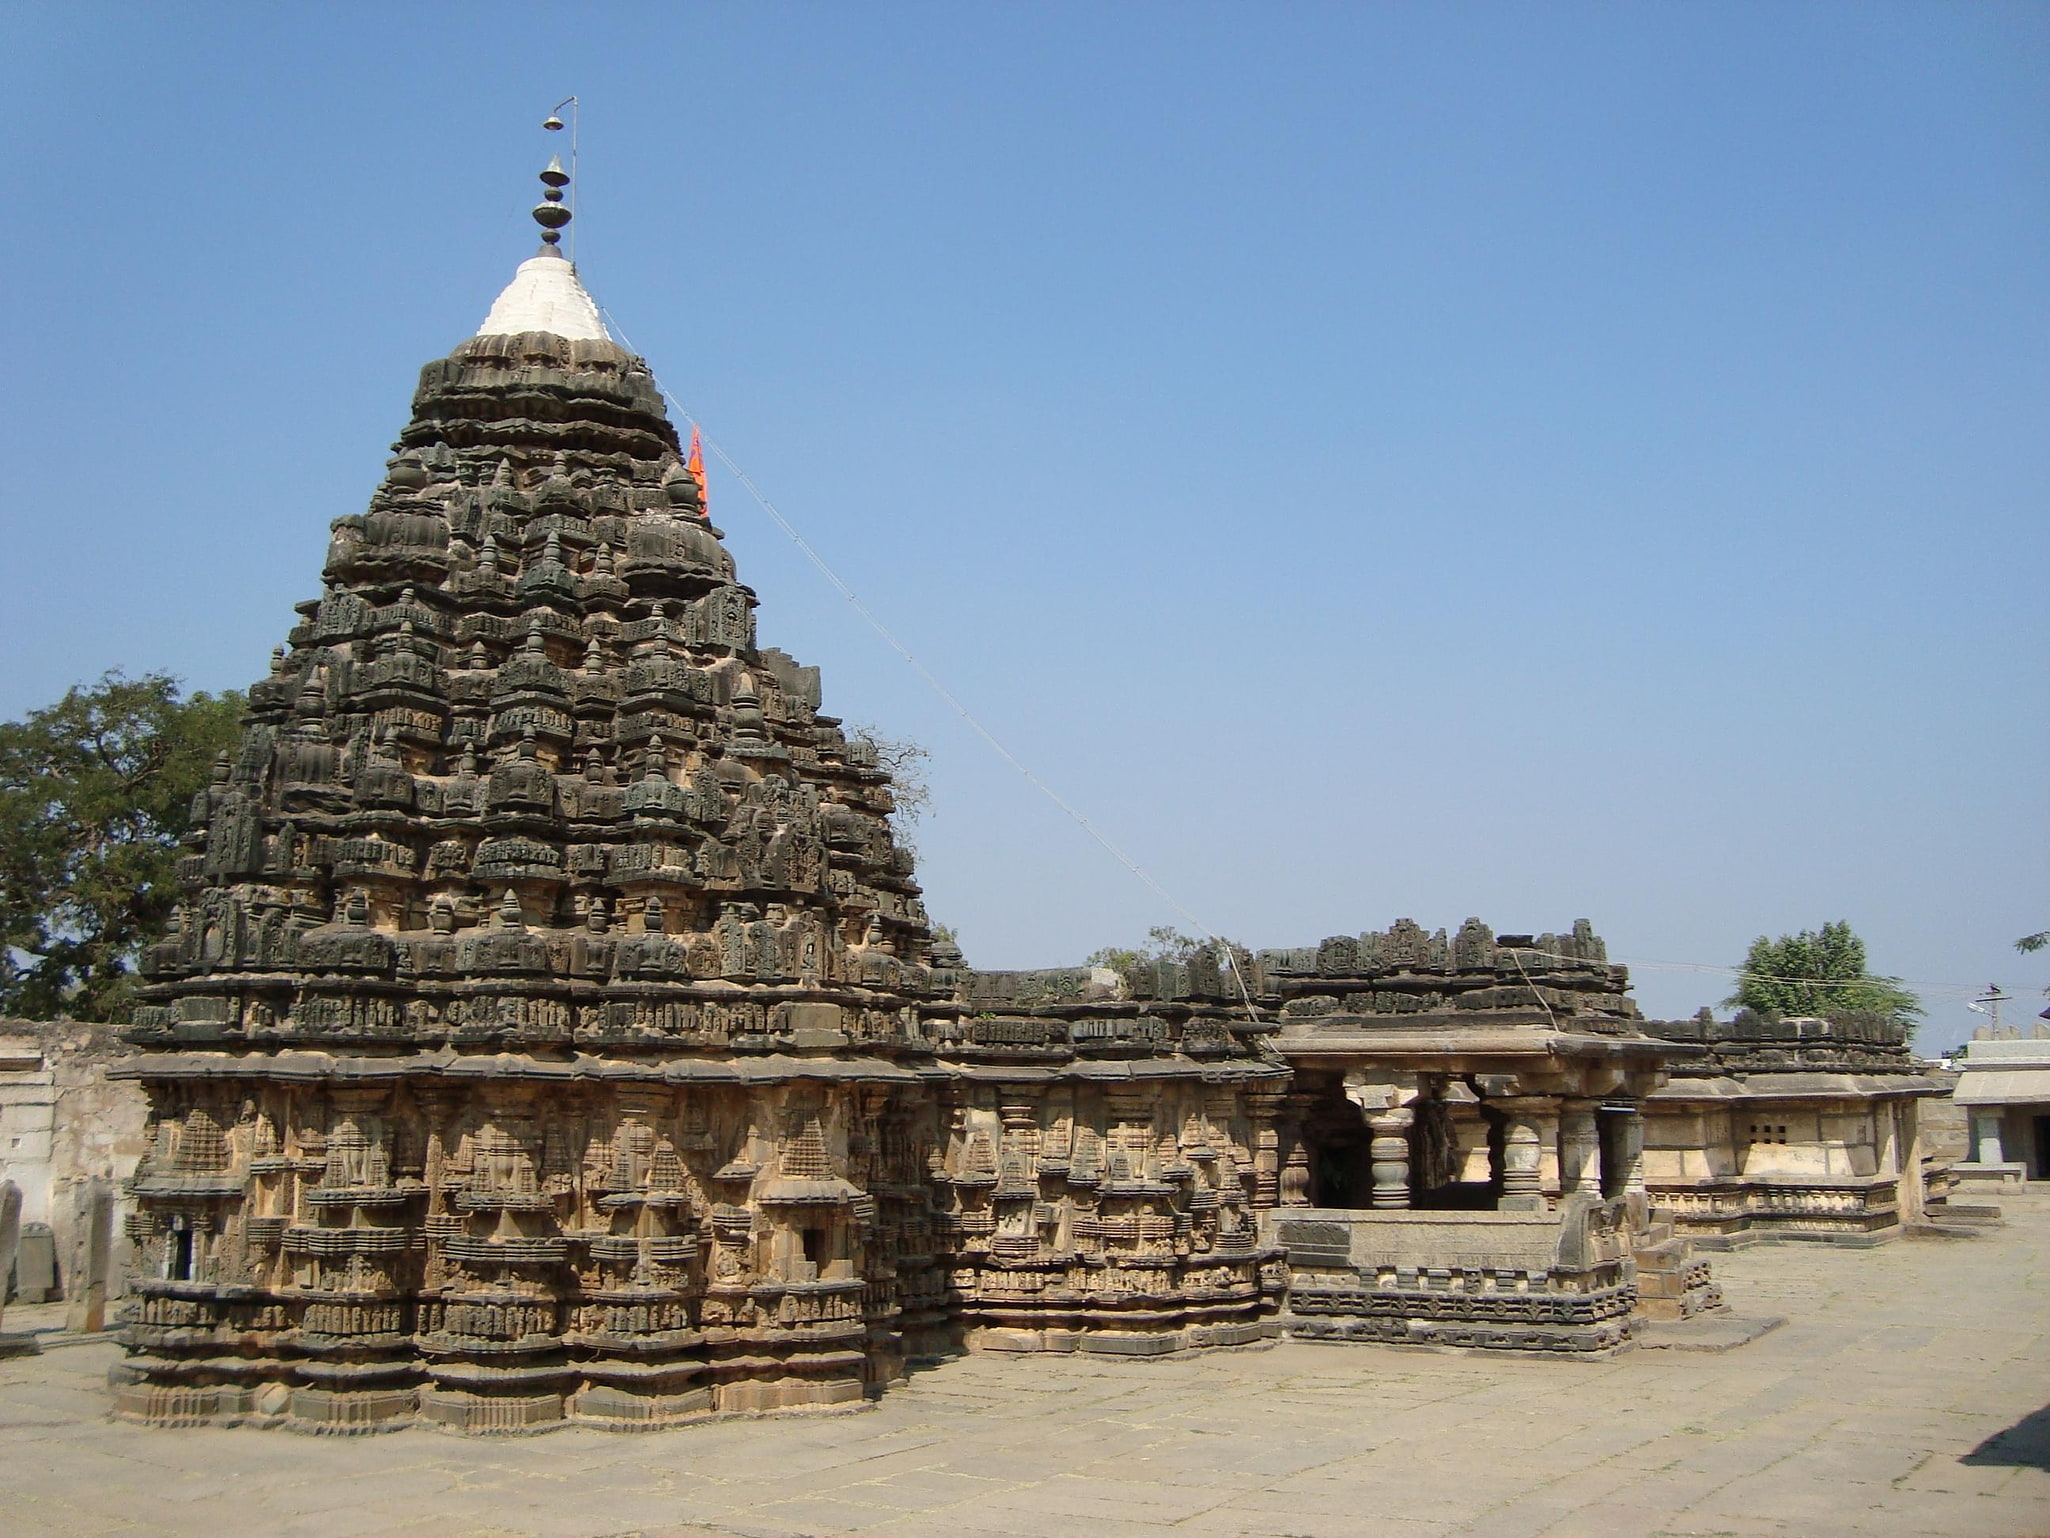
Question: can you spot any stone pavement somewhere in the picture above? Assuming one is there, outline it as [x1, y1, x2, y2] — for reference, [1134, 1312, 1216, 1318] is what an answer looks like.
[2, 1205, 2046, 1538]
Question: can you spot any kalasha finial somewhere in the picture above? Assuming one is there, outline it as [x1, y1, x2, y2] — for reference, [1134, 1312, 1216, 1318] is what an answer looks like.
[536, 97, 578, 253]
[534, 154, 571, 246]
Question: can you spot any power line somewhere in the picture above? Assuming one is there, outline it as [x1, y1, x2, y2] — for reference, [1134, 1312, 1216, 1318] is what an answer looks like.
[601, 312, 1259, 1018]
[597, 316, 1994, 1022]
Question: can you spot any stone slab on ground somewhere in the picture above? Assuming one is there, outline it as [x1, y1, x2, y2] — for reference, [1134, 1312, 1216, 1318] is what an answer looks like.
[1635, 1312, 1785, 1351]
[3, 1208, 2047, 1538]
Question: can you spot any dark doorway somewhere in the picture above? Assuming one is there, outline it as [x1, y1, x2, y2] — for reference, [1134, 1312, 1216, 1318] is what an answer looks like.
[2034, 1115, 2050, 1180]
[166, 1221, 194, 1282]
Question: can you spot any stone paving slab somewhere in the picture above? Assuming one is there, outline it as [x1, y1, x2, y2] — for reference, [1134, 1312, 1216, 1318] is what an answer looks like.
[2, 1212, 2045, 1538]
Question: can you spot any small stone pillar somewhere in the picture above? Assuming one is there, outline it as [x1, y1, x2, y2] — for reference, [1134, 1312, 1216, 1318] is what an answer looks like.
[0, 1181, 20, 1334]
[1558, 1099, 1601, 1197]
[65, 1179, 113, 1335]
[0, 1181, 32, 1359]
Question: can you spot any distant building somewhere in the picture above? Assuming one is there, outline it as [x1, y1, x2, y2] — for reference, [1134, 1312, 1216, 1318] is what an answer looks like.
[1950, 1035, 2050, 1187]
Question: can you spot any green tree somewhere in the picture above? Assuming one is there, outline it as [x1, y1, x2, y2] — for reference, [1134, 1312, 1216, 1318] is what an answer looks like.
[1088, 924, 1248, 985]
[1725, 921, 1921, 1025]
[0, 672, 245, 1021]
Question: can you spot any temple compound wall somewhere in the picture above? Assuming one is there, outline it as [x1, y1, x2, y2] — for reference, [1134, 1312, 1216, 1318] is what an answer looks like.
[1636, 1013, 1950, 1246]
[0, 1020, 146, 1324]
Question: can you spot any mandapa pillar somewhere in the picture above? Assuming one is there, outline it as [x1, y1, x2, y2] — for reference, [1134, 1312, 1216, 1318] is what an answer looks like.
[1493, 1098, 1547, 1212]
[1365, 1108, 1416, 1210]
[1558, 1099, 1601, 1196]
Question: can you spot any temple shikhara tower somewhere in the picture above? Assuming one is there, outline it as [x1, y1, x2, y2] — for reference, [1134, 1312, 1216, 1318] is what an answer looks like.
[114, 164, 1282, 1432]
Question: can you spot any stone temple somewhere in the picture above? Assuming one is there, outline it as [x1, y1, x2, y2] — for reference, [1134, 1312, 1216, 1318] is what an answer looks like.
[111, 165, 1958, 1435]
[115, 171, 1283, 1432]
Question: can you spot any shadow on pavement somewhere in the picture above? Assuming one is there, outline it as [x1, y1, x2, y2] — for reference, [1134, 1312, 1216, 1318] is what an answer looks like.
[1962, 1404, 2050, 1469]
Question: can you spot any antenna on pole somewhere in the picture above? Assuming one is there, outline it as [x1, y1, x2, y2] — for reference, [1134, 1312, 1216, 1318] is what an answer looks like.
[543, 97, 579, 264]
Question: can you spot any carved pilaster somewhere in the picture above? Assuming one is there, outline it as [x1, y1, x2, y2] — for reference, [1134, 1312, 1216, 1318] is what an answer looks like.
[1279, 1094, 1316, 1207]
[1604, 1103, 1646, 1199]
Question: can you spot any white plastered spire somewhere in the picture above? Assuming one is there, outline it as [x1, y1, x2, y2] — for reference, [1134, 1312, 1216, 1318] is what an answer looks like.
[475, 250, 609, 342]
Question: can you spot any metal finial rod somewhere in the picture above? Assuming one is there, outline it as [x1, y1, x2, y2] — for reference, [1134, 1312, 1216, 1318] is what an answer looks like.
[542, 97, 579, 263]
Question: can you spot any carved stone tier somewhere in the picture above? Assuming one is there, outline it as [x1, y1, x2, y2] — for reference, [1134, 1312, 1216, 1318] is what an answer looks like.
[116, 246, 951, 1432]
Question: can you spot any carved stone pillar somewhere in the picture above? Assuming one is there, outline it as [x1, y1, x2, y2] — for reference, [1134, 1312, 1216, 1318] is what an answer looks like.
[1558, 1099, 1601, 1197]
[1343, 1073, 1419, 1211]
[1365, 1108, 1416, 1209]
[1493, 1098, 1547, 1212]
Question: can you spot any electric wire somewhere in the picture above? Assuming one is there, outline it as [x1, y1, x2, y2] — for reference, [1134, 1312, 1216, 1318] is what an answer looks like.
[601, 310, 1260, 1020]
[597, 310, 2002, 1024]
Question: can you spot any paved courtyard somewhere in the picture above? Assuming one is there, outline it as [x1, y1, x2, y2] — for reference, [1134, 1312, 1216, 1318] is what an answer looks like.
[2, 1202, 2045, 1538]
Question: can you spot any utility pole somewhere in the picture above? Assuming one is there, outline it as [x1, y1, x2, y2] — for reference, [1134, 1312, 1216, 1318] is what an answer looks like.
[1973, 983, 2011, 1036]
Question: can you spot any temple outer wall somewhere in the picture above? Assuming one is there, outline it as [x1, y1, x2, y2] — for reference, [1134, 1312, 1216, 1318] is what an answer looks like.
[0, 1021, 146, 1309]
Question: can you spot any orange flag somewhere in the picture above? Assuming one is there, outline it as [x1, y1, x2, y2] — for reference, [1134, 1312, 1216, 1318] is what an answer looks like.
[687, 425, 707, 515]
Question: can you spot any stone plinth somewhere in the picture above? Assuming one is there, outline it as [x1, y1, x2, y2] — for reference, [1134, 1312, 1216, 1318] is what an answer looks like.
[1640, 1013, 1951, 1245]
[1263, 1198, 1640, 1353]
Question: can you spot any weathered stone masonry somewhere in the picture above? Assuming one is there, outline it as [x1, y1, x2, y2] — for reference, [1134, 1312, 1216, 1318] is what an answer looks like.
[110, 241, 1289, 1432]
[106, 177, 1869, 1432]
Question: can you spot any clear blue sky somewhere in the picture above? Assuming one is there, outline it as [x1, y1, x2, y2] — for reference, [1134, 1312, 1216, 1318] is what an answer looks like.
[5, 3, 2044, 1047]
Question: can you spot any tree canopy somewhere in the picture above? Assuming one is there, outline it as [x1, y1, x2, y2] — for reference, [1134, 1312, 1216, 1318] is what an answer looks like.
[0, 672, 245, 1021]
[1724, 921, 1921, 1024]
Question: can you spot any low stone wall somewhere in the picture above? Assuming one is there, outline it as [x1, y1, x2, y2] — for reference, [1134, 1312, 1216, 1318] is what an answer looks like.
[1262, 1196, 1649, 1353]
